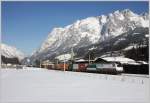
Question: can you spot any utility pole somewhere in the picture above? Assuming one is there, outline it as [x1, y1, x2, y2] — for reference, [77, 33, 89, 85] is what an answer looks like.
[56, 59, 58, 69]
[64, 54, 65, 71]
[89, 51, 91, 64]
[40, 60, 41, 68]
[71, 47, 75, 62]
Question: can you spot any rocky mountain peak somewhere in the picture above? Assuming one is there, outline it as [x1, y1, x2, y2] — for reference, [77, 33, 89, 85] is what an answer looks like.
[30, 9, 149, 62]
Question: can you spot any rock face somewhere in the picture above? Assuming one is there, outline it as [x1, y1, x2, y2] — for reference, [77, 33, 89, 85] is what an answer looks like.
[1, 43, 25, 61]
[31, 9, 149, 62]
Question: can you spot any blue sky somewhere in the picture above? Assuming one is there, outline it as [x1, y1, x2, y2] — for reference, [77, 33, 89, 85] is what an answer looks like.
[1, 1, 149, 55]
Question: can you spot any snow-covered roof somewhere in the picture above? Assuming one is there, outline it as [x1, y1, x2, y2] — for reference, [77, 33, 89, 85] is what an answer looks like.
[94, 58, 110, 63]
[75, 59, 93, 63]
[102, 56, 136, 64]
[76, 59, 86, 62]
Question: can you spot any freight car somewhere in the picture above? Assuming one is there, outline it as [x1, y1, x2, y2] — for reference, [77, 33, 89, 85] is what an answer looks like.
[72, 59, 91, 72]
[41, 64, 54, 69]
[55, 63, 69, 71]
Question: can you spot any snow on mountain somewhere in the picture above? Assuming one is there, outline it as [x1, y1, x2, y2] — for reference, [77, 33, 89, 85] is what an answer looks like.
[39, 17, 101, 53]
[32, 9, 149, 61]
[55, 53, 71, 61]
[1, 43, 25, 61]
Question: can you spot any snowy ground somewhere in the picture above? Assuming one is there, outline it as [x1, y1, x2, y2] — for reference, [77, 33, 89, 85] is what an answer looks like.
[0, 68, 149, 103]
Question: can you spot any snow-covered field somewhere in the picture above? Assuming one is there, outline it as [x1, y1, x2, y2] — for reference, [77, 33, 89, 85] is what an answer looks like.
[0, 68, 149, 103]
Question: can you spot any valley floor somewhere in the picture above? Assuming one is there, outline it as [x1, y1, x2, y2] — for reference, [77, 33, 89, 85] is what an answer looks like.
[0, 68, 149, 103]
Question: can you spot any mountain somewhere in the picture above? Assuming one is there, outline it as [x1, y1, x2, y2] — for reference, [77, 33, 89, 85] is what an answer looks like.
[1, 43, 25, 61]
[30, 9, 149, 63]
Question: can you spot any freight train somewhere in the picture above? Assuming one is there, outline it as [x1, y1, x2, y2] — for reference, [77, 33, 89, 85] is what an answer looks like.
[41, 58, 124, 74]
[39, 56, 149, 75]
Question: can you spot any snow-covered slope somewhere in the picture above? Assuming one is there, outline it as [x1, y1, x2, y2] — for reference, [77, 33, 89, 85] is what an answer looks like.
[1, 43, 25, 61]
[39, 17, 101, 53]
[31, 9, 149, 61]
[1, 69, 149, 103]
